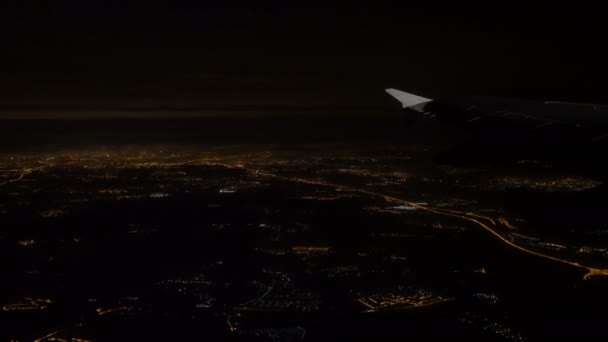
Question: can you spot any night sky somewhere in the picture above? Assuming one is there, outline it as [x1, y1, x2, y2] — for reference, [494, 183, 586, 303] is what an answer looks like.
[1, 1, 606, 117]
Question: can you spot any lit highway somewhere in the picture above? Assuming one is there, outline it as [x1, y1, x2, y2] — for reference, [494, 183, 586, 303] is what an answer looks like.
[0, 165, 45, 186]
[200, 159, 608, 280]
[0, 159, 53, 187]
[309, 179, 608, 280]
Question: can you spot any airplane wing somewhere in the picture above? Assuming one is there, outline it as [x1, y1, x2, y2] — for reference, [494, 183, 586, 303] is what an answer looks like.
[385, 88, 608, 140]
[385, 89, 433, 112]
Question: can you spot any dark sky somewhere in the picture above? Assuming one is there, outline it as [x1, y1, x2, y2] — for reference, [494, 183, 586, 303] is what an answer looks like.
[1, 1, 606, 117]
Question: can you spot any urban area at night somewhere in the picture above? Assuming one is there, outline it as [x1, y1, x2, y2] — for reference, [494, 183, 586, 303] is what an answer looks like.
[1, 1, 607, 341]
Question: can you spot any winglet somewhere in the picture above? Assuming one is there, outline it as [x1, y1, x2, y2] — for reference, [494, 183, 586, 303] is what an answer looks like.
[385, 88, 432, 111]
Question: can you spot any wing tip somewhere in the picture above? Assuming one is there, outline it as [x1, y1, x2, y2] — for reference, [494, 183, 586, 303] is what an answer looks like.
[385, 88, 432, 108]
